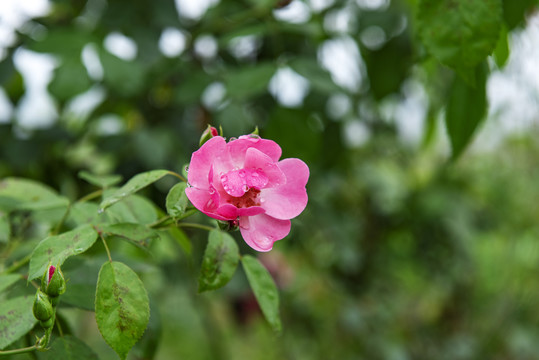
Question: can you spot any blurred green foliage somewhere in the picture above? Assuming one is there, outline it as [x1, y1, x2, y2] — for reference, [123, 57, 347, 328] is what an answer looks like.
[1, 0, 539, 359]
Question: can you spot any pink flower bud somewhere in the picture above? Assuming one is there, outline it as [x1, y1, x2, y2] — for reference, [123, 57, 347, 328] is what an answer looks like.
[199, 125, 219, 147]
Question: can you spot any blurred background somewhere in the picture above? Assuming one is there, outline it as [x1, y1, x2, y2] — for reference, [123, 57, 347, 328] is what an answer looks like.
[1, 0, 539, 359]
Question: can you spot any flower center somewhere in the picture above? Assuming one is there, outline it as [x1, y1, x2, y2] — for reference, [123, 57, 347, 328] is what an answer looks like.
[227, 188, 261, 208]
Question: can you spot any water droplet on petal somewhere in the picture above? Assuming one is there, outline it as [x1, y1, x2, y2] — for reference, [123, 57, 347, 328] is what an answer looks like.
[260, 198, 265, 203]
[249, 134, 261, 140]
[184, 165, 189, 172]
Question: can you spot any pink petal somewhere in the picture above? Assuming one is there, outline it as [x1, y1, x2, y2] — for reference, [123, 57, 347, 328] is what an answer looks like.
[237, 206, 265, 217]
[239, 214, 291, 252]
[227, 137, 282, 168]
[187, 137, 232, 189]
[260, 158, 309, 220]
[185, 187, 237, 220]
[243, 147, 286, 188]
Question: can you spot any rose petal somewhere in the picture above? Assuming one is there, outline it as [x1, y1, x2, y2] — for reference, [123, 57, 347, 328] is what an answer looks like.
[243, 147, 286, 188]
[237, 206, 265, 217]
[187, 136, 232, 189]
[227, 137, 282, 168]
[239, 214, 291, 252]
[185, 187, 237, 220]
[260, 158, 309, 220]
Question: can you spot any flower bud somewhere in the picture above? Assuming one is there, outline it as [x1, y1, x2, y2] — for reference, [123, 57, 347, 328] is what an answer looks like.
[41, 265, 66, 298]
[33, 290, 53, 322]
[40, 317, 55, 329]
[199, 125, 219, 147]
[218, 219, 239, 232]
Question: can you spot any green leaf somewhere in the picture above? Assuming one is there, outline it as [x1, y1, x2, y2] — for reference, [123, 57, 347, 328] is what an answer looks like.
[417, 0, 502, 70]
[106, 194, 159, 225]
[100, 49, 146, 97]
[0, 274, 21, 293]
[43, 335, 99, 360]
[445, 63, 488, 160]
[0, 295, 37, 349]
[98, 223, 159, 249]
[493, 25, 509, 68]
[61, 257, 103, 310]
[79, 171, 123, 188]
[0, 177, 69, 212]
[49, 60, 92, 101]
[166, 182, 189, 218]
[66, 202, 108, 227]
[198, 230, 239, 293]
[0, 211, 9, 243]
[28, 224, 99, 280]
[241, 255, 282, 332]
[95, 261, 150, 360]
[99, 170, 169, 211]
[502, 0, 537, 29]
[223, 63, 276, 99]
[289, 58, 340, 94]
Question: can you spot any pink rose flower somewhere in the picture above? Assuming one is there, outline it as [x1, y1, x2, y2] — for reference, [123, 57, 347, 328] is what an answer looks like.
[185, 135, 309, 251]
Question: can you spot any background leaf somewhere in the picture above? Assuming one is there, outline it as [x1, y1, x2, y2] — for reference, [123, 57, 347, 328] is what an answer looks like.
[241, 255, 281, 332]
[79, 171, 123, 188]
[445, 63, 488, 159]
[99, 170, 169, 211]
[0, 177, 69, 212]
[198, 229, 239, 293]
[28, 224, 98, 280]
[417, 0, 502, 71]
[0, 211, 9, 243]
[0, 274, 22, 293]
[0, 295, 36, 349]
[42, 335, 99, 360]
[95, 261, 150, 360]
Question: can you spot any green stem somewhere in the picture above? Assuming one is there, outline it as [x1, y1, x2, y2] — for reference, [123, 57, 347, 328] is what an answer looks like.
[77, 189, 103, 203]
[0, 345, 37, 356]
[178, 222, 215, 232]
[100, 235, 112, 263]
[148, 215, 172, 228]
[2, 253, 31, 275]
[167, 171, 187, 182]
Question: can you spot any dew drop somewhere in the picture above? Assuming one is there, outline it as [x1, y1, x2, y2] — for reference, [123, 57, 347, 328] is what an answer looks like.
[260, 198, 265, 203]
[239, 171, 246, 178]
[229, 137, 237, 142]
[98, 208, 104, 214]
[184, 165, 189, 173]
[249, 134, 261, 140]
[252, 172, 259, 178]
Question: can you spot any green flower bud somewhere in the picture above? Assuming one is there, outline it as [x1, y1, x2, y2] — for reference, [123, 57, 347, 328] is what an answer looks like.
[39, 317, 55, 329]
[33, 290, 53, 322]
[199, 125, 219, 147]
